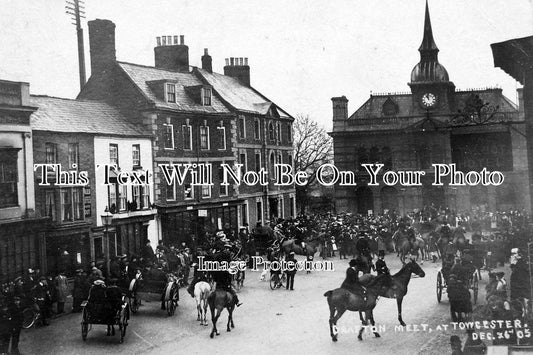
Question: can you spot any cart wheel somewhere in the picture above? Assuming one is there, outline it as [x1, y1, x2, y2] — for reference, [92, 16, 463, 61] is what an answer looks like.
[22, 307, 36, 329]
[269, 274, 277, 290]
[436, 271, 443, 303]
[81, 309, 89, 341]
[472, 272, 479, 305]
[130, 293, 139, 314]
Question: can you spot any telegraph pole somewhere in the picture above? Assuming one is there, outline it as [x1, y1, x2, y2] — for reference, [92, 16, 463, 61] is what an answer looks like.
[66, 0, 86, 90]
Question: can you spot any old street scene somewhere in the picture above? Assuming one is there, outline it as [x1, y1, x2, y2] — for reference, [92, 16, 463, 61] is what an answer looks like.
[1, 1, 533, 354]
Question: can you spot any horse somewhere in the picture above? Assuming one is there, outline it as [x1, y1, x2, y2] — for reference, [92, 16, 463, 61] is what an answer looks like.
[360, 258, 425, 326]
[324, 281, 383, 342]
[280, 236, 321, 257]
[207, 289, 236, 338]
[398, 237, 426, 264]
[194, 281, 211, 326]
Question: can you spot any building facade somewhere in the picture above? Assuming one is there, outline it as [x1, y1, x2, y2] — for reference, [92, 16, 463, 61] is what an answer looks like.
[0, 80, 47, 283]
[78, 20, 296, 246]
[30, 96, 156, 276]
[330, 3, 528, 215]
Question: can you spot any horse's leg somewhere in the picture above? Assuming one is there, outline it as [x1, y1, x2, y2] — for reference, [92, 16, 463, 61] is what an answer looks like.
[359, 311, 365, 323]
[330, 306, 346, 342]
[368, 310, 380, 338]
[358, 311, 368, 341]
[226, 307, 233, 332]
[203, 298, 209, 326]
[210, 306, 221, 338]
[397, 297, 406, 326]
[197, 301, 201, 321]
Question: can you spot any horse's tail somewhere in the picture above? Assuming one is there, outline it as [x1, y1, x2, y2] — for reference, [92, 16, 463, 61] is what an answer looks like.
[323, 290, 333, 298]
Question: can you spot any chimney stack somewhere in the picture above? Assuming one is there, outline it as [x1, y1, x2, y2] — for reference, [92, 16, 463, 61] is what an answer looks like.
[202, 48, 212, 73]
[331, 96, 349, 121]
[88, 19, 116, 75]
[224, 57, 250, 86]
[154, 34, 189, 72]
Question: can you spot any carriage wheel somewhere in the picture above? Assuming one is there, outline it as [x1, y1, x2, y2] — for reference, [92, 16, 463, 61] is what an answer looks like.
[472, 272, 479, 305]
[130, 293, 139, 314]
[436, 271, 443, 303]
[22, 307, 36, 329]
[81, 309, 89, 341]
[269, 274, 278, 290]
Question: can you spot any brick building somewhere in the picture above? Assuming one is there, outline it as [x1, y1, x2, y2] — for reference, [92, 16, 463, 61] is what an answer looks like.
[30, 96, 156, 276]
[330, 2, 528, 215]
[0, 80, 47, 283]
[78, 20, 295, 246]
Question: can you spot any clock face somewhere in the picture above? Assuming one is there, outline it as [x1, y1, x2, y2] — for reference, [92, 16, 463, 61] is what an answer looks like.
[421, 92, 437, 108]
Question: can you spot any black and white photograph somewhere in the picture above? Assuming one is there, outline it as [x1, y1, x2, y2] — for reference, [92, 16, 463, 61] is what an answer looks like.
[1, 1, 533, 354]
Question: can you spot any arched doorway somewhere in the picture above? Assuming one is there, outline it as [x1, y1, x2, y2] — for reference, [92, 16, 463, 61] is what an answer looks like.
[356, 187, 374, 215]
[381, 186, 398, 213]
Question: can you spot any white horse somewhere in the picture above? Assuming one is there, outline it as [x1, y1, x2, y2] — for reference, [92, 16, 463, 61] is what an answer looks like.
[194, 281, 211, 326]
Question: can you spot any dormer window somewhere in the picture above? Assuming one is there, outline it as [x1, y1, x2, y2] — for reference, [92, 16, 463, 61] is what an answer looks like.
[202, 87, 212, 106]
[166, 83, 176, 103]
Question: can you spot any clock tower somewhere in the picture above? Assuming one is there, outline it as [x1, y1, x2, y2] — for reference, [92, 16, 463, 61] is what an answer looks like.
[408, 1, 455, 113]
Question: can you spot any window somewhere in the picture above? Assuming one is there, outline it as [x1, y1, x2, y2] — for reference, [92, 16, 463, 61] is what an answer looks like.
[238, 115, 246, 139]
[94, 237, 104, 261]
[61, 189, 72, 221]
[254, 118, 260, 140]
[200, 125, 210, 150]
[268, 122, 275, 141]
[182, 124, 192, 150]
[203, 87, 212, 106]
[217, 124, 226, 150]
[45, 143, 57, 164]
[132, 144, 140, 166]
[287, 124, 292, 143]
[277, 122, 281, 142]
[119, 185, 127, 211]
[109, 184, 117, 213]
[141, 185, 150, 208]
[288, 154, 293, 168]
[241, 202, 248, 226]
[68, 143, 79, 169]
[73, 188, 83, 220]
[0, 149, 18, 208]
[166, 83, 176, 103]
[163, 124, 174, 149]
[289, 196, 295, 217]
[255, 153, 261, 173]
[184, 170, 194, 200]
[239, 152, 247, 173]
[218, 165, 228, 196]
[44, 190, 56, 221]
[201, 185, 211, 198]
[256, 199, 263, 222]
[109, 144, 119, 166]
[269, 152, 275, 177]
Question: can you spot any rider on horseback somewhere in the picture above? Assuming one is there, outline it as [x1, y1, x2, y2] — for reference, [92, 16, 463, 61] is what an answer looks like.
[340, 259, 368, 302]
[212, 244, 242, 307]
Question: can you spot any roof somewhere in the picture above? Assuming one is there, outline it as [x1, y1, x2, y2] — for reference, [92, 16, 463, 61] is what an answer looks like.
[30, 96, 148, 137]
[491, 35, 533, 85]
[117, 62, 230, 114]
[342, 88, 519, 132]
[195, 68, 292, 118]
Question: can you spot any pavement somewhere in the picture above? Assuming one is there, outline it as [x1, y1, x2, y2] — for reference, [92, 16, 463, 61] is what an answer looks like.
[16, 253, 509, 355]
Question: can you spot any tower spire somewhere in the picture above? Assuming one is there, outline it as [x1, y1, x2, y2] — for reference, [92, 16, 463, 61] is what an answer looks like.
[419, 0, 439, 61]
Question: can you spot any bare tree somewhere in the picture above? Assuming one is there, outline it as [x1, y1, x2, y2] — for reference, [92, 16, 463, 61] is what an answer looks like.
[293, 114, 333, 213]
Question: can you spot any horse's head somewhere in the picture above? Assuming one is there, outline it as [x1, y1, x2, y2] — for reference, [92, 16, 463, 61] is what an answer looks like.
[406, 259, 425, 278]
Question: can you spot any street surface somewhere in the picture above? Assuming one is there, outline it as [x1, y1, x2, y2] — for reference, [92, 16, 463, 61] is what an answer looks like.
[18, 254, 495, 355]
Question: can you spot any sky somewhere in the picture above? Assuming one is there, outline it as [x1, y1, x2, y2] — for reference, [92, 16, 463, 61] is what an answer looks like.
[1, 0, 532, 130]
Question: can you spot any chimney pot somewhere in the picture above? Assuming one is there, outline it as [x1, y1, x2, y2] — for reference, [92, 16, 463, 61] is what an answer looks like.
[225, 58, 229, 66]
[162, 36, 167, 45]
[204, 48, 208, 55]
[180, 35, 184, 45]
[167, 36, 172, 44]
[244, 58, 248, 66]
[201, 47, 212, 73]
[174, 35, 178, 44]
[156, 37, 161, 46]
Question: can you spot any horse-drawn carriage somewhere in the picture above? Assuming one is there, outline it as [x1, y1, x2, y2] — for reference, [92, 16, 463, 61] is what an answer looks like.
[436, 251, 479, 305]
[127, 268, 180, 316]
[81, 284, 130, 343]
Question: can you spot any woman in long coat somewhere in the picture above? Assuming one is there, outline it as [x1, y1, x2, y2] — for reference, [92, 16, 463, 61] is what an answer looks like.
[54, 271, 69, 314]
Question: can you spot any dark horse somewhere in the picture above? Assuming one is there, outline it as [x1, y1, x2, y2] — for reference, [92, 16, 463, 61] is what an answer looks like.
[324, 281, 383, 342]
[360, 259, 425, 326]
[207, 289, 236, 338]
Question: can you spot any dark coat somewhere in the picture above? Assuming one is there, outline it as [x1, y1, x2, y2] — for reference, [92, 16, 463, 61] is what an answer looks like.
[511, 259, 531, 299]
[341, 267, 363, 294]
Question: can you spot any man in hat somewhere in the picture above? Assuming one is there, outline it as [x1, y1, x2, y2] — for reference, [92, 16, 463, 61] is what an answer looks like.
[212, 244, 242, 307]
[32, 276, 51, 326]
[0, 296, 11, 354]
[341, 259, 367, 301]
[54, 270, 69, 314]
[72, 269, 85, 313]
[8, 295, 24, 355]
[105, 278, 123, 315]
[510, 248, 531, 307]
[285, 252, 297, 290]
